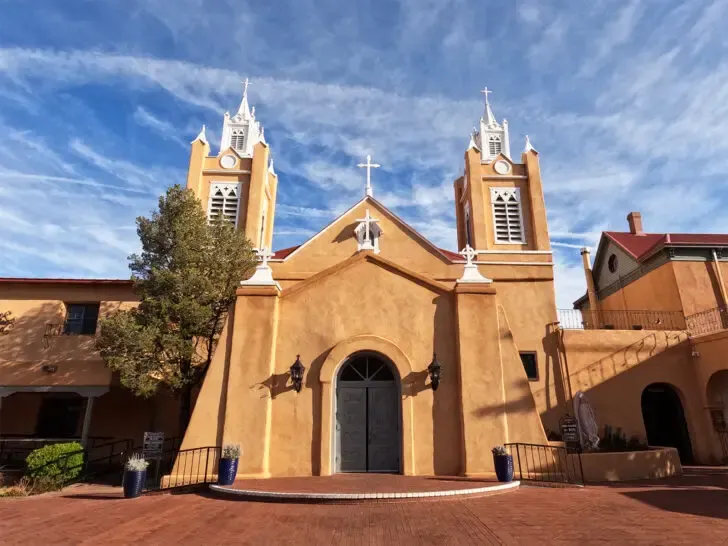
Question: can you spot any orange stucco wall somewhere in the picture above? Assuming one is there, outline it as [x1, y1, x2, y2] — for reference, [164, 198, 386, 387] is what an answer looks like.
[0, 282, 137, 387]
[599, 263, 682, 313]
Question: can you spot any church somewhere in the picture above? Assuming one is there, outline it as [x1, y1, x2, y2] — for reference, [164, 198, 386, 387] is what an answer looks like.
[2, 83, 728, 478]
[180, 83, 553, 477]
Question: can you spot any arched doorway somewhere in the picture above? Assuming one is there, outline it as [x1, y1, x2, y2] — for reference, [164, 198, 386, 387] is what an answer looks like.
[335, 352, 401, 473]
[706, 370, 728, 462]
[641, 383, 693, 463]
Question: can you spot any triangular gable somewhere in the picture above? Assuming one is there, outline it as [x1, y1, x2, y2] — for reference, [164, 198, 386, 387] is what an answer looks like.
[282, 251, 450, 299]
[277, 196, 455, 264]
[591, 235, 639, 291]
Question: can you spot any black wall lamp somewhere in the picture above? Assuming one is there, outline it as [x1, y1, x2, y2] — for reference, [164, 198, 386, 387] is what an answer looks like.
[427, 353, 442, 391]
[42, 364, 58, 374]
[289, 355, 305, 393]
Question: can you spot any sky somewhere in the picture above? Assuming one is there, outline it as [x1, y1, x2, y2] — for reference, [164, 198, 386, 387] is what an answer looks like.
[1, 0, 727, 308]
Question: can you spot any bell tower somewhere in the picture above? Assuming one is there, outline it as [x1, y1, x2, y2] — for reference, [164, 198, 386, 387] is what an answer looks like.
[186, 80, 278, 251]
[453, 87, 550, 253]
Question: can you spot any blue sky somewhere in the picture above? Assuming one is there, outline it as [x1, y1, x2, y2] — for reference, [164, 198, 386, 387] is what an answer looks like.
[1, 0, 727, 307]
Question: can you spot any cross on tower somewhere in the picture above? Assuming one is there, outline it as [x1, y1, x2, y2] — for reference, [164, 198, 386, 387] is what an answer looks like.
[243, 78, 249, 95]
[357, 154, 381, 197]
[459, 244, 478, 265]
[480, 86, 492, 103]
[256, 246, 274, 268]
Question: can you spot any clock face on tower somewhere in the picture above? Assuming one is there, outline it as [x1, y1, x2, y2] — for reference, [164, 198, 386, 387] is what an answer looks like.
[494, 160, 511, 175]
[220, 154, 237, 169]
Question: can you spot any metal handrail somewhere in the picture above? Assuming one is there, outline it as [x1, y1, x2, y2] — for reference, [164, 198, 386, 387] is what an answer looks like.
[558, 309, 686, 331]
[504, 442, 584, 486]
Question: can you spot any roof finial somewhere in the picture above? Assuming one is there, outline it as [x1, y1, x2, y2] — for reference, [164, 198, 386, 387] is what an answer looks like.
[237, 78, 251, 118]
[468, 126, 480, 151]
[524, 135, 536, 153]
[192, 124, 208, 144]
[268, 155, 276, 175]
[480, 86, 496, 126]
[357, 154, 381, 198]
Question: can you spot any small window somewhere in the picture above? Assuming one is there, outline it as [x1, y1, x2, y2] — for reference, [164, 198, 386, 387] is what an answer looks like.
[464, 203, 473, 247]
[488, 135, 502, 156]
[230, 131, 245, 151]
[520, 352, 538, 380]
[608, 254, 618, 273]
[63, 303, 100, 335]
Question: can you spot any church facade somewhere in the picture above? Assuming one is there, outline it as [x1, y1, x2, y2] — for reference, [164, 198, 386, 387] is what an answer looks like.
[3, 84, 728, 477]
[179, 86, 552, 477]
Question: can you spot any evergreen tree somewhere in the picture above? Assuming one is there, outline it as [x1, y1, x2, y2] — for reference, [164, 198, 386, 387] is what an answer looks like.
[96, 185, 257, 433]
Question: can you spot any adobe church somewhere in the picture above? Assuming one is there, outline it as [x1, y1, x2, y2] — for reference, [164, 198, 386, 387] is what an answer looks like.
[179, 84, 554, 477]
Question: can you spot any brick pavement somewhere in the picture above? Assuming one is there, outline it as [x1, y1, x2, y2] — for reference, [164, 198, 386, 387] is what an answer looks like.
[0, 467, 727, 545]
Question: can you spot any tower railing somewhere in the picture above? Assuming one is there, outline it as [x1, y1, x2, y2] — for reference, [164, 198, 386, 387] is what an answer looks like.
[557, 309, 686, 331]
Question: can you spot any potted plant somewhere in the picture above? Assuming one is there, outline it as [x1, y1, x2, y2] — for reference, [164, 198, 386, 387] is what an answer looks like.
[218, 444, 241, 486]
[492, 445, 514, 483]
[123, 454, 149, 499]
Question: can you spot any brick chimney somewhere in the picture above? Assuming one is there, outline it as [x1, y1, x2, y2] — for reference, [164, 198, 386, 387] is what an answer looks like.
[627, 212, 643, 235]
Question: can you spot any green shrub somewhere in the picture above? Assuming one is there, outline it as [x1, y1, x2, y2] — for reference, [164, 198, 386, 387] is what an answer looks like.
[25, 442, 85, 483]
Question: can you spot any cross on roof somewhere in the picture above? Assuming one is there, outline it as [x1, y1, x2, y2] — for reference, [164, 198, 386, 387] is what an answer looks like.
[357, 154, 381, 197]
[480, 86, 492, 103]
[459, 244, 478, 265]
[355, 209, 380, 244]
[256, 246, 274, 268]
[243, 78, 249, 95]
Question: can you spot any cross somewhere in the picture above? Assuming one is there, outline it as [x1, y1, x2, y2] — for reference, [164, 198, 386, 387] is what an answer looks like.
[459, 244, 478, 265]
[355, 209, 380, 245]
[357, 154, 381, 197]
[256, 246, 274, 268]
[243, 78, 249, 95]
[480, 86, 492, 104]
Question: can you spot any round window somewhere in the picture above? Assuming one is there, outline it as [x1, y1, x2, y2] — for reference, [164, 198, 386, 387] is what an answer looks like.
[608, 254, 618, 273]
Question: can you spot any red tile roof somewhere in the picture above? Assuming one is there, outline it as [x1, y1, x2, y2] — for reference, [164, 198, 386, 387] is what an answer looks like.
[438, 248, 462, 261]
[272, 245, 300, 259]
[605, 231, 728, 261]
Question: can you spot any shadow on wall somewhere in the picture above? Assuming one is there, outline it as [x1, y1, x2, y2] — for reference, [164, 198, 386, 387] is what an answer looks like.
[472, 377, 543, 419]
[541, 324, 568, 413]
[539, 332, 694, 457]
[0, 301, 120, 385]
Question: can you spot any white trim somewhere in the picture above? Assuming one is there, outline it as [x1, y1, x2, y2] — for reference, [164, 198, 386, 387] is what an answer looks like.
[202, 169, 251, 175]
[482, 175, 527, 180]
[450, 261, 554, 266]
[209, 480, 520, 501]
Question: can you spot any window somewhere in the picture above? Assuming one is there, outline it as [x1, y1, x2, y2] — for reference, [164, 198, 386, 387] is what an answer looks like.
[464, 203, 473, 247]
[520, 352, 538, 380]
[230, 131, 245, 151]
[608, 254, 618, 273]
[491, 188, 525, 243]
[488, 135, 502, 156]
[35, 394, 84, 437]
[208, 183, 242, 226]
[63, 303, 100, 335]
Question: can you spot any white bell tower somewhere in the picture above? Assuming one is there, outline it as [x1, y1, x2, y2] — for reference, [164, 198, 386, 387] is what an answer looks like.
[474, 87, 510, 163]
[220, 78, 264, 157]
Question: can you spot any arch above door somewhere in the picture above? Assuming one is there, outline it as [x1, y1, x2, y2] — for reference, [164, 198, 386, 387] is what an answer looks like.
[319, 334, 415, 476]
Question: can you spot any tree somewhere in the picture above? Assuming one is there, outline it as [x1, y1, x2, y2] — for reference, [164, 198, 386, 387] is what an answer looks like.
[96, 185, 257, 433]
[0, 310, 15, 335]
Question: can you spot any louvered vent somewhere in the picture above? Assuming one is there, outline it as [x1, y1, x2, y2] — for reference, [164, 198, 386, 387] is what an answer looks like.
[208, 183, 241, 226]
[491, 188, 524, 243]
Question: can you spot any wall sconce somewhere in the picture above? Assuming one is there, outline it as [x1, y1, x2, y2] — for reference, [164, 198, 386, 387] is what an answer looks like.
[427, 353, 442, 391]
[289, 355, 305, 393]
[42, 364, 58, 374]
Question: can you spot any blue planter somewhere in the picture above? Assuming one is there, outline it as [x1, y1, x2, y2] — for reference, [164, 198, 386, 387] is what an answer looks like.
[123, 469, 146, 498]
[218, 457, 239, 486]
[494, 454, 514, 482]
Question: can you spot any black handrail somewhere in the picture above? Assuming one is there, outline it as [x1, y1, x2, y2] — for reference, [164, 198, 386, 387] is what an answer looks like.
[504, 442, 584, 486]
[558, 309, 686, 331]
[124, 445, 221, 493]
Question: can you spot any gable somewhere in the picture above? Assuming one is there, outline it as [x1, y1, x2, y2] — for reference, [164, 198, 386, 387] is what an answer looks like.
[275, 197, 454, 275]
[593, 238, 639, 292]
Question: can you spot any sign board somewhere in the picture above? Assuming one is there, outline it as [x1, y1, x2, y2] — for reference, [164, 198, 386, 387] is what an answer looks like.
[559, 415, 580, 450]
[143, 432, 165, 457]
